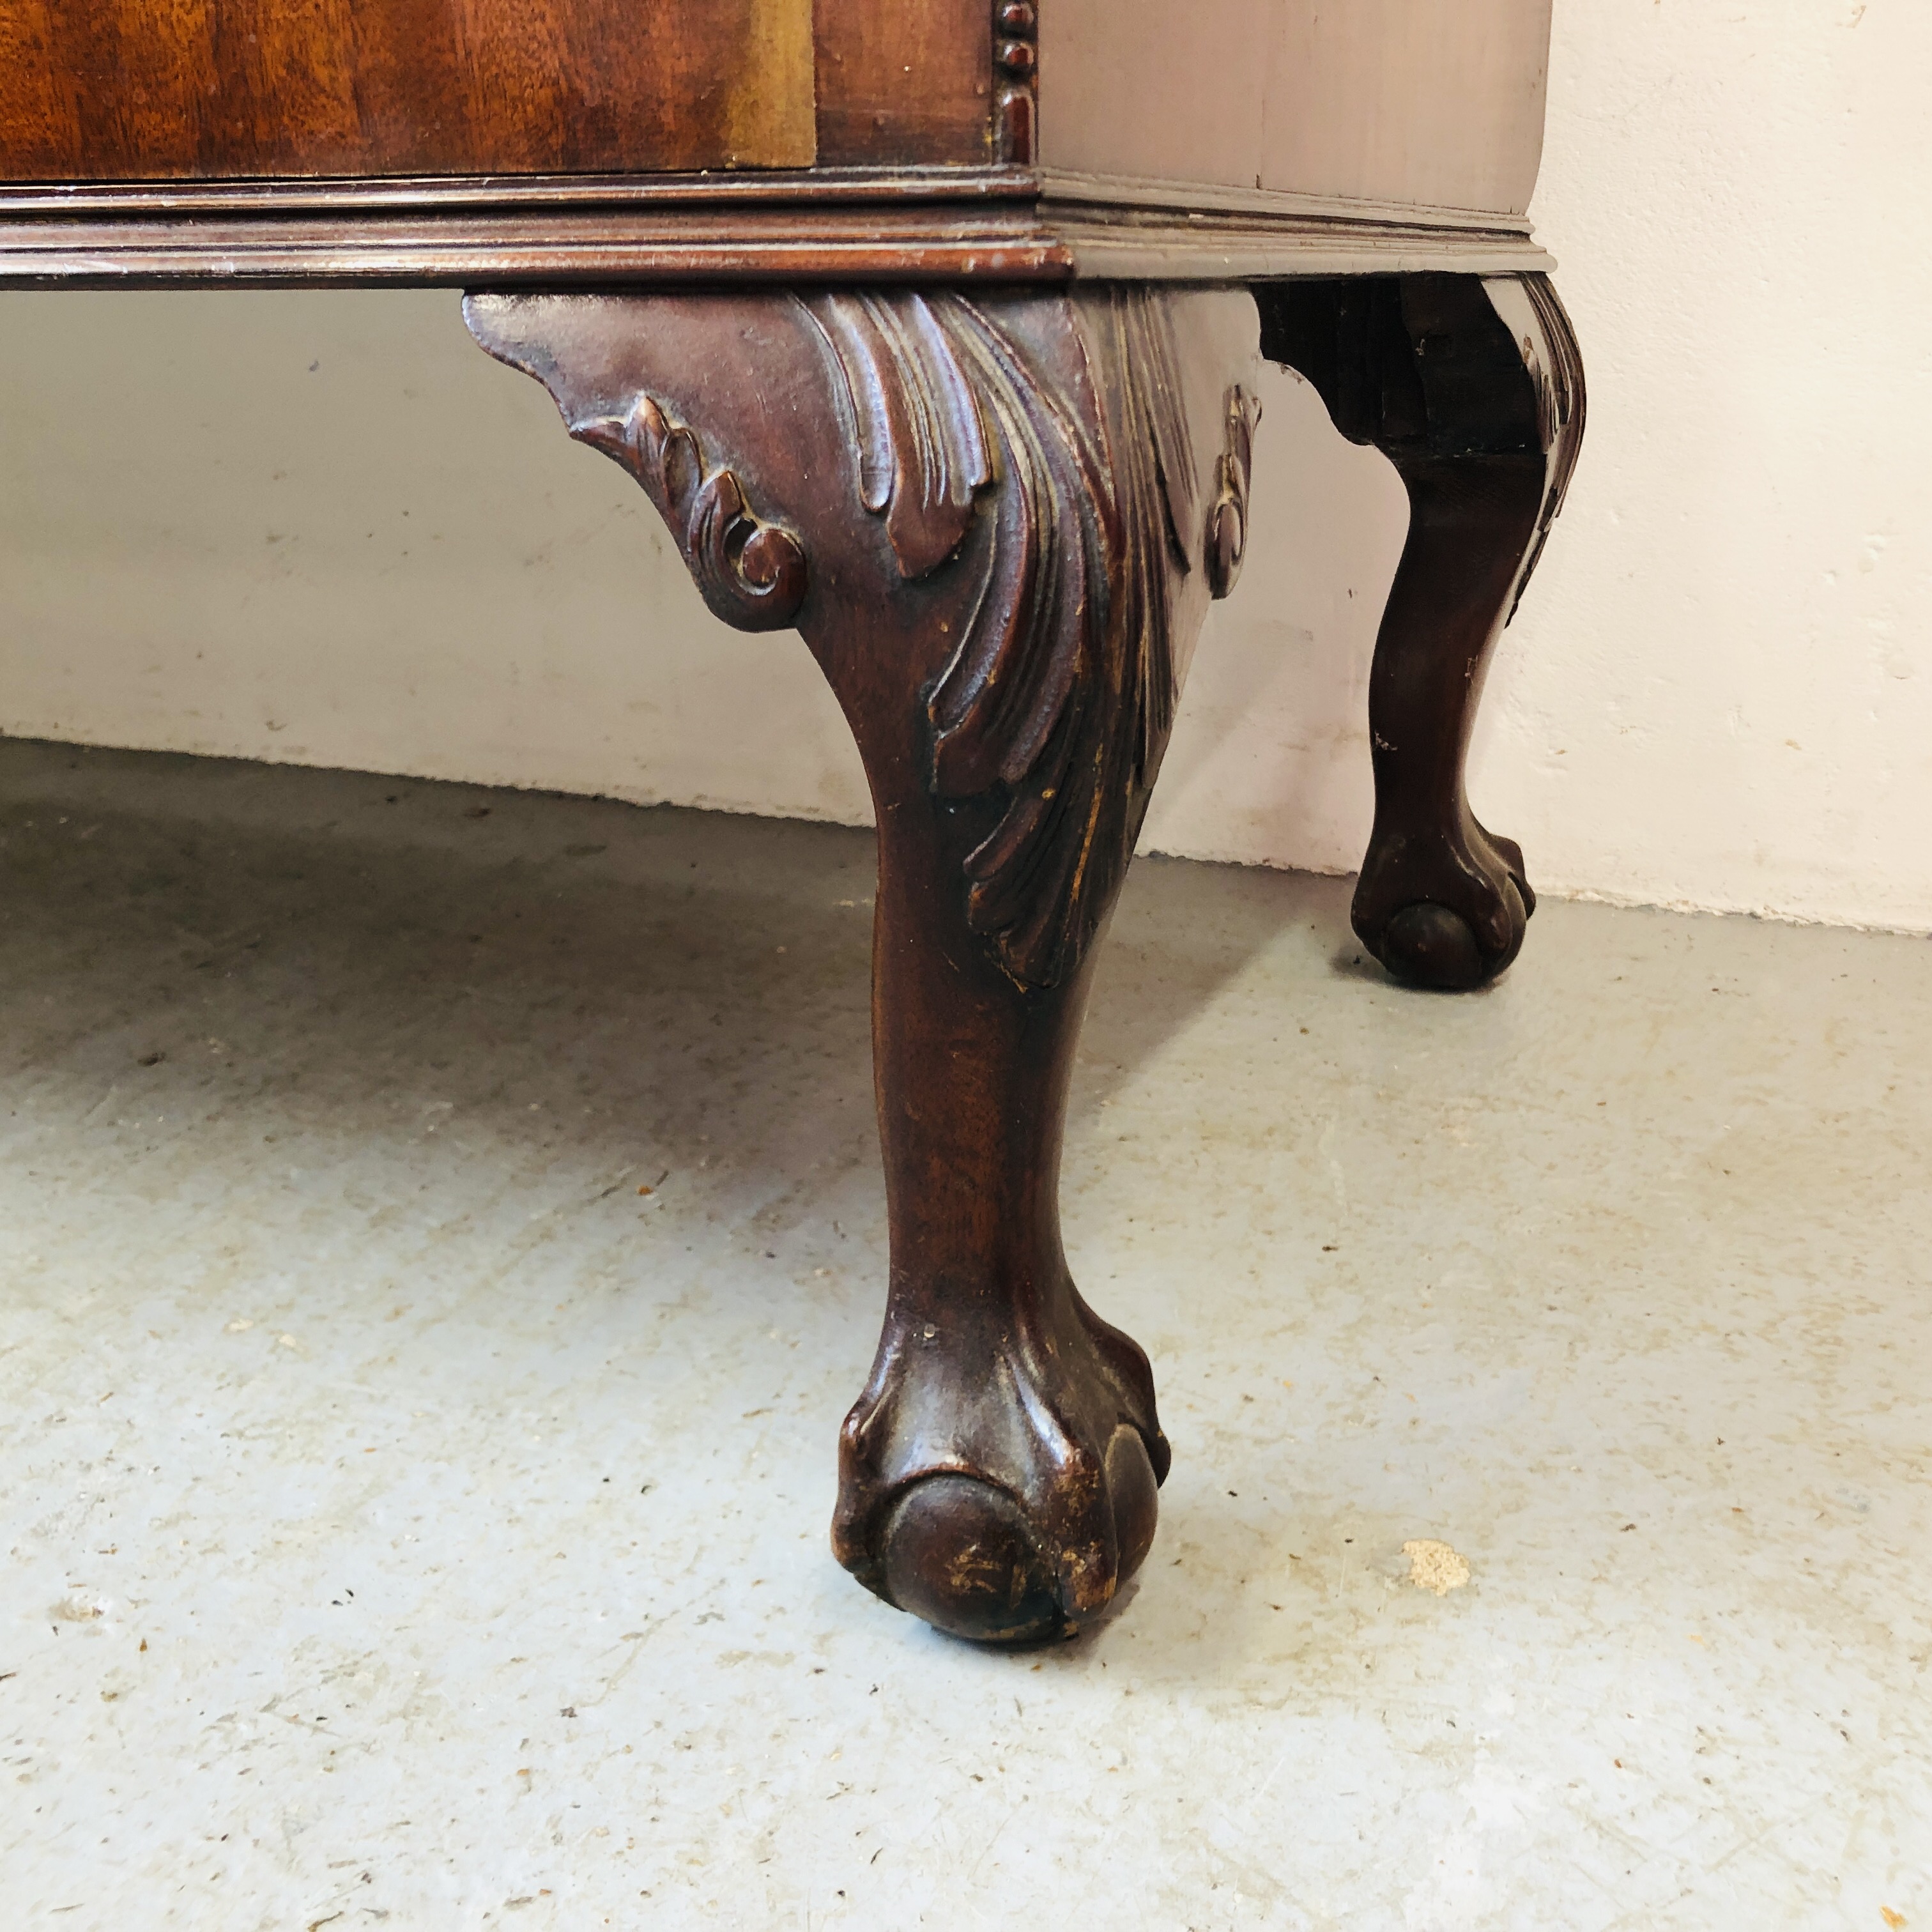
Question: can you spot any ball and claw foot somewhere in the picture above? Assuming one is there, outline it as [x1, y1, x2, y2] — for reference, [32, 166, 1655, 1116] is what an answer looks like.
[463, 284, 1255, 1647]
[1353, 821, 1536, 992]
[1255, 272, 1583, 999]
[834, 1289, 1170, 1645]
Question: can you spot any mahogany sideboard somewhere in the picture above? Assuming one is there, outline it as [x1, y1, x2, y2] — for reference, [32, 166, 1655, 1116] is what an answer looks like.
[0, 0, 1585, 1644]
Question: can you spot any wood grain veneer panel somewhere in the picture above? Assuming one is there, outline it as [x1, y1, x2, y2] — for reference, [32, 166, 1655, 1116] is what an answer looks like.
[1038, 0, 1551, 217]
[814, 0, 991, 165]
[0, 0, 816, 180]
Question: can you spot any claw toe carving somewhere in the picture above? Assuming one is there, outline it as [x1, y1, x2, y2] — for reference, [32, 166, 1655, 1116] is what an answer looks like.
[1354, 822, 1533, 989]
[834, 1295, 1168, 1643]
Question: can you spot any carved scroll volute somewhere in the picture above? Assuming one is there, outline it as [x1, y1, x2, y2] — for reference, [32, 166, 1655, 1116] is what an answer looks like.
[1206, 387, 1260, 601]
[576, 395, 807, 633]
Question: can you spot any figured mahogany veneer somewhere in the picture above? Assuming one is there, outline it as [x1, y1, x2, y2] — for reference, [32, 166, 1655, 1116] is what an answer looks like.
[0, 0, 817, 180]
[0, 0, 1009, 183]
[813, 0, 992, 167]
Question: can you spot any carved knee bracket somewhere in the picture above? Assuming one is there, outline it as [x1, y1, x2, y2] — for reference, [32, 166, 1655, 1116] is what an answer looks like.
[469, 287, 1258, 995]
[466, 285, 1260, 1642]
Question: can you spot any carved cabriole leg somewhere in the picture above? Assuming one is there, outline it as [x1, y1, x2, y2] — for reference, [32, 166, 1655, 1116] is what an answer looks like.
[464, 287, 1261, 1641]
[1257, 273, 1586, 990]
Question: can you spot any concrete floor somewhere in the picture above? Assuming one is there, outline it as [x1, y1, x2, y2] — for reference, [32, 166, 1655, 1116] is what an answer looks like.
[2, 738, 1928, 1931]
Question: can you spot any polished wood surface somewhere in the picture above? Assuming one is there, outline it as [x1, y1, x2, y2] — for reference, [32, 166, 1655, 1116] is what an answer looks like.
[0, 0, 1565, 278]
[0, 0, 1555, 216]
[467, 284, 1261, 1641]
[0, 168, 1552, 286]
[0, 0, 816, 179]
[1259, 273, 1585, 988]
[0, 0, 1586, 1645]
[813, 0, 990, 166]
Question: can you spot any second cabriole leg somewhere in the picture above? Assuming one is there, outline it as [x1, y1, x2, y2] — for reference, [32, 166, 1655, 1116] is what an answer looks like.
[464, 285, 1261, 1641]
[1258, 273, 1586, 990]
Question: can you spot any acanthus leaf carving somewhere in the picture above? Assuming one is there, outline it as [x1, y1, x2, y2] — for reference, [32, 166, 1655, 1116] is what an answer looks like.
[466, 286, 1245, 998]
[574, 394, 807, 633]
[810, 292, 992, 580]
[809, 288, 1206, 992]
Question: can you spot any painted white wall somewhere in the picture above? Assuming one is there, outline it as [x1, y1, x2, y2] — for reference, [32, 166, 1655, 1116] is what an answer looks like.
[2, 2, 1928, 930]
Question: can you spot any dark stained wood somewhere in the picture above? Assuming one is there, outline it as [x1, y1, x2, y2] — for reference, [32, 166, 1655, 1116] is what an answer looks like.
[466, 284, 1259, 1641]
[0, 0, 1586, 1652]
[813, 0, 991, 166]
[990, 0, 1039, 165]
[0, 169, 1552, 287]
[1258, 272, 1586, 990]
[0, 0, 816, 180]
[0, 0, 1568, 225]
